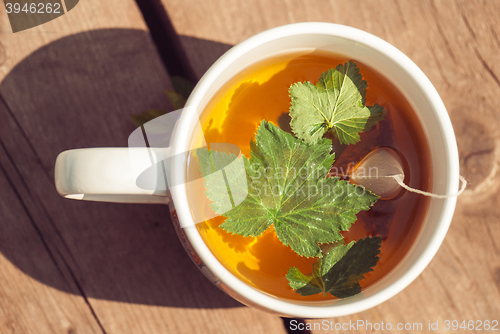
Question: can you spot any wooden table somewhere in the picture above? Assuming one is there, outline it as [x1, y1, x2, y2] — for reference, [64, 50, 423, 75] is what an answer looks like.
[0, 0, 498, 333]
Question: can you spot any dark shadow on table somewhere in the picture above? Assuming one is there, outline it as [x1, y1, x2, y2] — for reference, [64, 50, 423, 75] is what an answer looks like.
[178, 35, 233, 79]
[0, 29, 240, 308]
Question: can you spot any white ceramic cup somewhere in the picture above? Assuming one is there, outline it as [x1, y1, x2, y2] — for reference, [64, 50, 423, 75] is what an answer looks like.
[55, 22, 459, 318]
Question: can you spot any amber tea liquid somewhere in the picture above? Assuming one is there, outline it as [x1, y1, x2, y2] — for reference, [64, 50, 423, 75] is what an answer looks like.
[186, 51, 431, 301]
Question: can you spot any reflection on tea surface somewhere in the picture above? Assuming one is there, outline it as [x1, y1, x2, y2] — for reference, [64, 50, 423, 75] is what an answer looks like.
[187, 51, 431, 301]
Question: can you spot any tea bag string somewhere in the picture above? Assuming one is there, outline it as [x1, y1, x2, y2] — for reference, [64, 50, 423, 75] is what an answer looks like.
[391, 174, 467, 199]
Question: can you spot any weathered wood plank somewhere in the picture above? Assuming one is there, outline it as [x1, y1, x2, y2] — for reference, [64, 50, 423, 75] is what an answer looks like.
[160, 0, 500, 331]
[0, 117, 103, 333]
[0, 1, 173, 333]
[0, 1, 287, 333]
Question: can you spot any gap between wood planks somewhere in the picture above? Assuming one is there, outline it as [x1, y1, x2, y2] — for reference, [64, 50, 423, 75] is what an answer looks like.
[133, 0, 313, 332]
[135, 0, 197, 82]
[0, 1, 204, 332]
[0, 95, 108, 334]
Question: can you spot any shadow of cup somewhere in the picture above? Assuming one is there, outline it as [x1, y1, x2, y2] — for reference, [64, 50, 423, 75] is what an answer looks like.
[0, 28, 241, 308]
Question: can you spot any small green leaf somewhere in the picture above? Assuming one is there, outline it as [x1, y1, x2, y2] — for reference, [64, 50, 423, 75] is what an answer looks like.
[197, 120, 379, 257]
[324, 236, 381, 297]
[286, 267, 323, 295]
[197, 148, 249, 221]
[320, 241, 354, 278]
[289, 61, 386, 145]
[287, 236, 382, 298]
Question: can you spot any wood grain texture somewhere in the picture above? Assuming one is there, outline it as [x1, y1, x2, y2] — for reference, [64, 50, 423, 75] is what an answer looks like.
[0, 1, 287, 333]
[0, 119, 103, 333]
[0, 0, 148, 82]
[161, 0, 500, 332]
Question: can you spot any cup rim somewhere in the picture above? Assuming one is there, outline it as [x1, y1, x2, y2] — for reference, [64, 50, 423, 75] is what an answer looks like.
[171, 22, 459, 318]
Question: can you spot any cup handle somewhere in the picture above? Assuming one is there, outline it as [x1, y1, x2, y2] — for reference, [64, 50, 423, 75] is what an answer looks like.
[55, 147, 170, 204]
